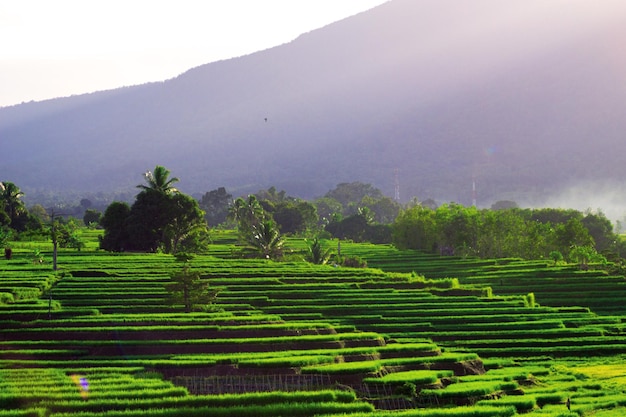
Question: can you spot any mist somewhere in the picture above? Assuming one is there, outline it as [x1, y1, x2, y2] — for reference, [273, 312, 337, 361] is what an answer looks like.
[532, 181, 626, 227]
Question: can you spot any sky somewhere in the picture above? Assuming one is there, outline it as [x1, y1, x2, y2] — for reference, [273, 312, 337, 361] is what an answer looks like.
[0, 0, 387, 107]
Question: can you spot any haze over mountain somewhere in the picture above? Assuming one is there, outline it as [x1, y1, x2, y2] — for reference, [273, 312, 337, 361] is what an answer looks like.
[2, 0, 626, 218]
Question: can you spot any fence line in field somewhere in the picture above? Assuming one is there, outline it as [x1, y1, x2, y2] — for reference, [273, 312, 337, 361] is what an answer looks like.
[172, 373, 334, 395]
[172, 374, 424, 410]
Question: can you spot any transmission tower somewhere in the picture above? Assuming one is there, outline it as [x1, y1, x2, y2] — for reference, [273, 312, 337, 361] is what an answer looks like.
[394, 168, 400, 201]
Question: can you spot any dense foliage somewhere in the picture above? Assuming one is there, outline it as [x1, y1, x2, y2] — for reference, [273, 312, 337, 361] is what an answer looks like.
[3, 172, 625, 267]
[228, 195, 285, 259]
[199, 187, 232, 227]
[99, 166, 208, 254]
[392, 203, 622, 261]
[0, 181, 43, 234]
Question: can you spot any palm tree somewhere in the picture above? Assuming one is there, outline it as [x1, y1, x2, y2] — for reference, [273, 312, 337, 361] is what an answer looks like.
[137, 165, 179, 194]
[228, 195, 265, 235]
[305, 237, 332, 265]
[0, 182, 26, 226]
[247, 219, 284, 260]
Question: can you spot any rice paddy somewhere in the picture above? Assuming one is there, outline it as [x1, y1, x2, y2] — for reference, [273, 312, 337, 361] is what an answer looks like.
[2, 233, 626, 415]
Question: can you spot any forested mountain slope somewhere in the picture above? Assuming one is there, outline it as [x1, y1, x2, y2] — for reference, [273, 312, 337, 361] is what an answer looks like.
[2, 0, 626, 208]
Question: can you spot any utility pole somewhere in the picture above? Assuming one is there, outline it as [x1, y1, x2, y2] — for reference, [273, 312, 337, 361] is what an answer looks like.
[50, 210, 59, 271]
[48, 208, 67, 319]
[49, 209, 67, 271]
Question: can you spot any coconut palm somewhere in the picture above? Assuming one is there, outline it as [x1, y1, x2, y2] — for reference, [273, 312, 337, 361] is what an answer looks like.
[247, 219, 284, 260]
[305, 237, 332, 265]
[228, 195, 265, 236]
[0, 182, 26, 227]
[137, 165, 179, 194]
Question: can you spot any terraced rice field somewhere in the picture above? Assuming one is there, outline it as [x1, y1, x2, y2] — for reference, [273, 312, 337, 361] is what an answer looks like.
[2, 233, 626, 415]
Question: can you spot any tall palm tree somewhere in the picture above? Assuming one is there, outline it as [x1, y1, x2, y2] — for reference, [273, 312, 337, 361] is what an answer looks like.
[137, 165, 179, 194]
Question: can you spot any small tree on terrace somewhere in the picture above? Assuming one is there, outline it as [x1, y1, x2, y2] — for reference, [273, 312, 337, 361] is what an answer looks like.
[569, 245, 606, 270]
[305, 237, 332, 265]
[165, 255, 219, 313]
[247, 219, 284, 260]
[549, 250, 564, 266]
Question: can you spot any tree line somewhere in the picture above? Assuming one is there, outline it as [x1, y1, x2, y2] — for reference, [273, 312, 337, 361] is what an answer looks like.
[0, 181, 86, 258]
[393, 203, 621, 266]
[2, 166, 623, 267]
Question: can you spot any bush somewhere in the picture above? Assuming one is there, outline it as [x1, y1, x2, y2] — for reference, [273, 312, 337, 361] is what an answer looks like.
[340, 255, 367, 268]
[0, 292, 14, 304]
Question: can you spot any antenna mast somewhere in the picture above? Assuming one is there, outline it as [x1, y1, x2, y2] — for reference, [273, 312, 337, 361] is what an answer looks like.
[472, 175, 477, 207]
[394, 168, 400, 201]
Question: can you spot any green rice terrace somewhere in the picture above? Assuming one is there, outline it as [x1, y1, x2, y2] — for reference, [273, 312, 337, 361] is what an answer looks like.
[3, 230, 626, 416]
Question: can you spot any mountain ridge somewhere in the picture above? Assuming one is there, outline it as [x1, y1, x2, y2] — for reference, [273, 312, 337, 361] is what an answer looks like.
[2, 0, 626, 217]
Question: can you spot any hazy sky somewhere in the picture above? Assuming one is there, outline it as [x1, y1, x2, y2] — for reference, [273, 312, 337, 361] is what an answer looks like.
[0, 0, 387, 107]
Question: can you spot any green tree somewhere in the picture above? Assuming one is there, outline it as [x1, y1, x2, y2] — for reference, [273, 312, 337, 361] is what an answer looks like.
[325, 211, 392, 244]
[438, 203, 480, 254]
[99, 202, 131, 252]
[29, 204, 50, 223]
[53, 218, 85, 250]
[554, 218, 594, 251]
[0, 226, 12, 249]
[476, 209, 527, 258]
[392, 205, 438, 252]
[165, 262, 219, 313]
[228, 196, 285, 259]
[0, 207, 9, 229]
[118, 166, 207, 254]
[325, 182, 384, 216]
[549, 250, 564, 265]
[83, 209, 102, 227]
[246, 219, 284, 260]
[255, 186, 288, 203]
[126, 188, 207, 253]
[491, 200, 519, 210]
[313, 197, 343, 226]
[228, 195, 266, 238]
[126, 190, 172, 251]
[581, 210, 615, 252]
[361, 195, 401, 224]
[162, 193, 209, 254]
[569, 245, 606, 269]
[270, 201, 318, 235]
[199, 187, 232, 227]
[305, 237, 332, 265]
[0, 182, 28, 231]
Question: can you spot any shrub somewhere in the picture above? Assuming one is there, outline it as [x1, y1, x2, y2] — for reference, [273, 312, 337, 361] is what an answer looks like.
[0, 292, 14, 304]
[339, 255, 367, 268]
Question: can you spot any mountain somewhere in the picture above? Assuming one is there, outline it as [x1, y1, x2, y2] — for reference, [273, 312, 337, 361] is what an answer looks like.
[2, 0, 626, 214]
